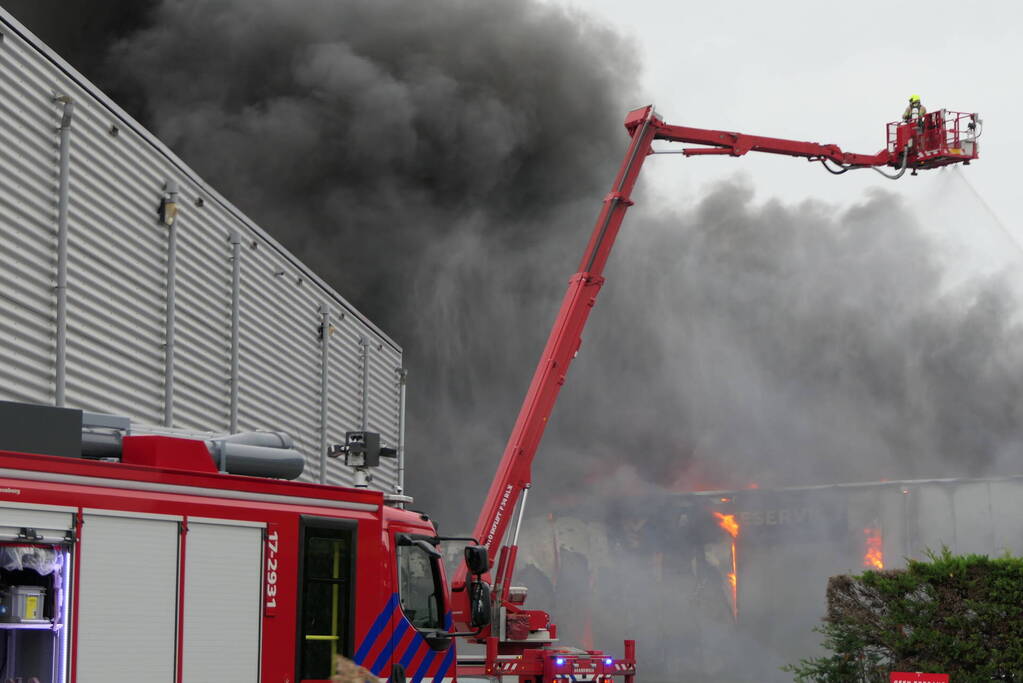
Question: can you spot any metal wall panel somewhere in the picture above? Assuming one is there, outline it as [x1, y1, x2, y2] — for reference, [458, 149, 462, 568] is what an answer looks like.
[323, 316, 403, 488]
[989, 479, 1023, 555]
[0, 21, 60, 405]
[951, 482, 995, 555]
[172, 190, 233, 433]
[237, 239, 323, 472]
[324, 314, 365, 487]
[63, 92, 169, 424]
[0, 10, 404, 494]
[367, 339, 402, 486]
[912, 484, 957, 556]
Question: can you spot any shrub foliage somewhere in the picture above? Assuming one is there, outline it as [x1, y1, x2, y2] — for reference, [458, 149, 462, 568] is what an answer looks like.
[786, 549, 1023, 682]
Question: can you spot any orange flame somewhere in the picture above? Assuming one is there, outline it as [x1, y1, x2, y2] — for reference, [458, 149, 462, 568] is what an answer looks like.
[713, 512, 740, 622]
[863, 527, 883, 569]
[713, 512, 739, 538]
[728, 542, 738, 591]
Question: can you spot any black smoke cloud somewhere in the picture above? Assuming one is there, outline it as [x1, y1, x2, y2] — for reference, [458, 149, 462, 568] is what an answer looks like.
[2, 0, 159, 114]
[101, 0, 637, 320]
[7, 0, 1022, 525]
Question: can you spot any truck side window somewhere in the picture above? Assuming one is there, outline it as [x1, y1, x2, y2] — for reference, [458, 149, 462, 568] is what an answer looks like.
[396, 543, 444, 631]
[299, 520, 354, 681]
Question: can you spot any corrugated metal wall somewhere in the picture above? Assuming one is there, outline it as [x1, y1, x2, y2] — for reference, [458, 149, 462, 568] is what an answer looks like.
[0, 9, 404, 493]
[877, 478, 1023, 562]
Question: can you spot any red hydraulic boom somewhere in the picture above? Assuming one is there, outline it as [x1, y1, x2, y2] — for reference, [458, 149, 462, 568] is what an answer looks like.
[649, 107, 980, 175]
[452, 104, 979, 682]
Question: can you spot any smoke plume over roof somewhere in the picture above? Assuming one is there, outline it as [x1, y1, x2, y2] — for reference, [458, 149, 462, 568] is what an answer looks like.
[6, 0, 1021, 534]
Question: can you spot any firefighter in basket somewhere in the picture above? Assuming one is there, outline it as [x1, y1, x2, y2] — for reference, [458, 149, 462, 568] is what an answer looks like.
[902, 94, 926, 122]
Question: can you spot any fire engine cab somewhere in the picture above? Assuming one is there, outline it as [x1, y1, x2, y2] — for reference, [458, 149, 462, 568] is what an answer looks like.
[0, 400, 489, 683]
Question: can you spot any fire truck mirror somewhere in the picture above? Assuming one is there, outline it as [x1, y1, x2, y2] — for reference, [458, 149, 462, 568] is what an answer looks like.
[397, 533, 442, 559]
[412, 539, 441, 559]
[421, 630, 453, 651]
[464, 545, 488, 576]
[469, 580, 492, 628]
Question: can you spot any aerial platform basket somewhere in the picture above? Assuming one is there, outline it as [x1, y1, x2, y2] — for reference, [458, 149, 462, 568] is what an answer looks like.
[887, 109, 981, 170]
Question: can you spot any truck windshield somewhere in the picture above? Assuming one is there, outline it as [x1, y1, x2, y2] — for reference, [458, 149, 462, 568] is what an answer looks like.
[396, 542, 445, 631]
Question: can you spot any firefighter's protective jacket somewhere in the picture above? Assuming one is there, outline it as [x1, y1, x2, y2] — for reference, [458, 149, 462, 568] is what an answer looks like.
[903, 101, 927, 121]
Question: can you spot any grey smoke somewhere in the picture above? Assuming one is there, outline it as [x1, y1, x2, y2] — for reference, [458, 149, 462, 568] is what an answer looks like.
[517, 182, 1023, 680]
[548, 181, 1023, 496]
[11, 0, 1021, 528]
[8, 1, 1023, 677]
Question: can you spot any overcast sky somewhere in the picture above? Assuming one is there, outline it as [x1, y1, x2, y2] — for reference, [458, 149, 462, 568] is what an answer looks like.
[544, 0, 1020, 285]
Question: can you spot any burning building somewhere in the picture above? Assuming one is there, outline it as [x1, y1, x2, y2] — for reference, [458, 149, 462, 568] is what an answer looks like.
[515, 474, 1023, 682]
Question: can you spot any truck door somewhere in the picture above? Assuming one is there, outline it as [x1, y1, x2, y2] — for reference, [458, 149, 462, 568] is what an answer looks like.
[392, 534, 455, 682]
[181, 518, 264, 683]
[297, 517, 356, 682]
[76, 511, 181, 683]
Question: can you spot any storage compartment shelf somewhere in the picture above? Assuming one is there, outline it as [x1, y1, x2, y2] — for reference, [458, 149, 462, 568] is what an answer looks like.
[0, 620, 58, 630]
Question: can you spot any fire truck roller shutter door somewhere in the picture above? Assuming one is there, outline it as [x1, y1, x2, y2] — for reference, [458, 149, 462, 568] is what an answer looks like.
[0, 502, 75, 543]
[76, 512, 181, 683]
[181, 519, 264, 683]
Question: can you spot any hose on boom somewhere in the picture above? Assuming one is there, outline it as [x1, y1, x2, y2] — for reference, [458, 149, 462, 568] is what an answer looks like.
[819, 148, 910, 180]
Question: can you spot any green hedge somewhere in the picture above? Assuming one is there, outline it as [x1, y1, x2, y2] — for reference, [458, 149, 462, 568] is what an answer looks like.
[786, 549, 1023, 682]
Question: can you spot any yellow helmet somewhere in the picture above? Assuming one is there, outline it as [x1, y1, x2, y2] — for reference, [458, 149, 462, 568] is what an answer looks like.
[909, 94, 921, 103]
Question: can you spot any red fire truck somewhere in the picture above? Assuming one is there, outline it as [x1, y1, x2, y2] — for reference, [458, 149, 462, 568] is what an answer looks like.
[0, 104, 979, 683]
[0, 401, 493, 683]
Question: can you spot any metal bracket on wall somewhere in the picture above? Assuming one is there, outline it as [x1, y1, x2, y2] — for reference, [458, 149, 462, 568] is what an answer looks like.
[158, 180, 179, 227]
